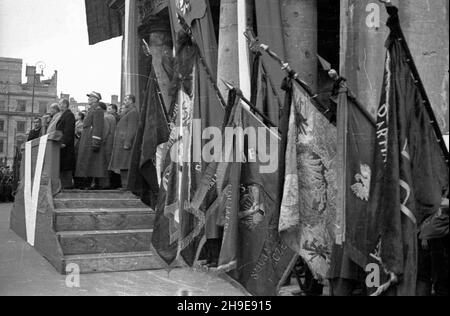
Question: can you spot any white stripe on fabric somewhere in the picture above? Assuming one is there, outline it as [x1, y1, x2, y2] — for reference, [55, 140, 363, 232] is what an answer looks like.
[24, 135, 48, 246]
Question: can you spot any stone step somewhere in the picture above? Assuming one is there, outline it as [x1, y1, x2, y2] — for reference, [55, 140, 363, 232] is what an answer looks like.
[57, 190, 137, 200]
[54, 208, 155, 232]
[54, 198, 146, 210]
[58, 229, 153, 255]
[63, 251, 166, 274]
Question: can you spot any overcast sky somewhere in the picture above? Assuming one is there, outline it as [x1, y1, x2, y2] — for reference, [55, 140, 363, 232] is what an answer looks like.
[0, 0, 122, 103]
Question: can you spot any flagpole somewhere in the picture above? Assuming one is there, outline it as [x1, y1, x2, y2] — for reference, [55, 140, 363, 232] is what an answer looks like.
[175, 12, 281, 140]
[318, 61, 377, 127]
[244, 30, 336, 124]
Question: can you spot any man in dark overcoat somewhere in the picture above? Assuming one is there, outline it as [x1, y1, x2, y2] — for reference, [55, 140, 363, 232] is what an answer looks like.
[56, 99, 76, 189]
[109, 94, 139, 189]
[75, 92, 107, 189]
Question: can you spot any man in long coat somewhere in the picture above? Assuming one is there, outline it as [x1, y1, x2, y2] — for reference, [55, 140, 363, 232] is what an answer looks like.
[100, 102, 117, 189]
[109, 94, 139, 189]
[56, 99, 76, 189]
[75, 92, 107, 189]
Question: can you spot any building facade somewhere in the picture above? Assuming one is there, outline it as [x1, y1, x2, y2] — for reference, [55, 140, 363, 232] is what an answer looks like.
[85, 0, 449, 136]
[0, 57, 58, 166]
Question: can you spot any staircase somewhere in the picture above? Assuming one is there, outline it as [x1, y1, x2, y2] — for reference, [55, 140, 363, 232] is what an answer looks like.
[53, 190, 166, 274]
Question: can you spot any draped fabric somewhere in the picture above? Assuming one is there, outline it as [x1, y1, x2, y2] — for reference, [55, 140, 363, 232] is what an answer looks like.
[152, 0, 224, 267]
[251, 53, 283, 127]
[329, 88, 376, 284]
[85, 0, 122, 45]
[128, 63, 169, 208]
[366, 6, 448, 296]
[279, 81, 338, 280]
[213, 91, 293, 296]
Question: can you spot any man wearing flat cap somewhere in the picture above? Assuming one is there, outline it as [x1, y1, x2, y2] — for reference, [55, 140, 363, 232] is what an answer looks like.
[75, 92, 107, 189]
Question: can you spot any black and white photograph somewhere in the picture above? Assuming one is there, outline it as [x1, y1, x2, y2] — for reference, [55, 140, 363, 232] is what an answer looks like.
[0, 0, 448, 299]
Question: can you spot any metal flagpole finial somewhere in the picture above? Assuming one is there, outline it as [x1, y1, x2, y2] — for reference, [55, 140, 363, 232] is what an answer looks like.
[378, 0, 393, 6]
[317, 54, 340, 81]
[317, 54, 331, 72]
[221, 79, 235, 91]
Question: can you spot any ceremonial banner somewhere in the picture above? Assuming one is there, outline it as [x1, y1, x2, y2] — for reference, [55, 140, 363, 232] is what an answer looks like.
[251, 52, 283, 127]
[336, 90, 376, 260]
[216, 91, 293, 296]
[279, 81, 338, 280]
[367, 6, 448, 296]
[128, 65, 170, 208]
[152, 0, 224, 267]
[151, 71, 196, 267]
[329, 87, 376, 284]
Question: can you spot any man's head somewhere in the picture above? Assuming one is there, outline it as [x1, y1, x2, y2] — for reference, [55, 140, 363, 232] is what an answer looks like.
[99, 102, 107, 111]
[87, 91, 102, 106]
[124, 95, 136, 108]
[49, 103, 60, 116]
[77, 111, 85, 121]
[59, 99, 70, 112]
[108, 104, 118, 114]
[33, 117, 42, 130]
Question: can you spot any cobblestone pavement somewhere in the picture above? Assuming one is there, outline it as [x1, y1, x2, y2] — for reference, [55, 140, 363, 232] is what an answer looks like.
[0, 203, 245, 296]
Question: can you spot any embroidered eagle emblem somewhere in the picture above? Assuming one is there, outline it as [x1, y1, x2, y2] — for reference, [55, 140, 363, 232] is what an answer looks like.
[351, 164, 371, 201]
[239, 185, 265, 231]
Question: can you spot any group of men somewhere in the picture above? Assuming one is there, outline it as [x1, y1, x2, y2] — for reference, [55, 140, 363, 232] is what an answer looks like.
[27, 91, 139, 190]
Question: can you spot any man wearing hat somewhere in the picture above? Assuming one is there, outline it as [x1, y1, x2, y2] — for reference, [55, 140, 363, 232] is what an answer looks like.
[75, 92, 107, 189]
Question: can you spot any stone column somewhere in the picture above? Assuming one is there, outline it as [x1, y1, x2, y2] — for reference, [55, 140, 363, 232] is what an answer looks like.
[123, 0, 140, 106]
[281, 0, 318, 90]
[340, 0, 387, 117]
[217, 0, 239, 102]
[217, 0, 255, 102]
[340, 0, 449, 132]
[139, 10, 173, 113]
[399, 0, 449, 133]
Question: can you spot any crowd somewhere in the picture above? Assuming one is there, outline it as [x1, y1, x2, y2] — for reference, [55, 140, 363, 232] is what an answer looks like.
[26, 91, 139, 190]
[0, 165, 14, 202]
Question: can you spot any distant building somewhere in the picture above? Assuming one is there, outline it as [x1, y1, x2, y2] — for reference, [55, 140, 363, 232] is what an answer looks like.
[0, 57, 58, 166]
[111, 95, 119, 106]
[59, 93, 88, 114]
[58, 93, 120, 114]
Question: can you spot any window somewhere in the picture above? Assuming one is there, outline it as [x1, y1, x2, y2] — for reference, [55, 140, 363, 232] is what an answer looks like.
[17, 100, 27, 112]
[17, 121, 26, 133]
[0, 120, 4, 132]
[0, 100, 5, 111]
[39, 101, 48, 114]
[0, 139, 4, 153]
